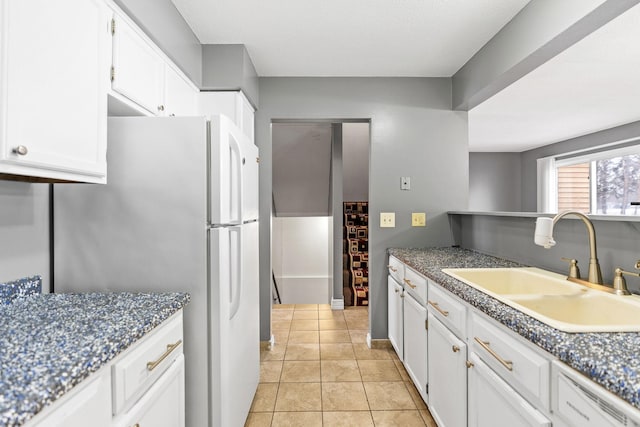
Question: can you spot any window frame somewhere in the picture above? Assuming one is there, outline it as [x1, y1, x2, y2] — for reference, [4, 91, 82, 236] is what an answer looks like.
[537, 140, 640, 214]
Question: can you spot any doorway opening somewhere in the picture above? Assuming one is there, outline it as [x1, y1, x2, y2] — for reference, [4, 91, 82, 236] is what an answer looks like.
[271, 120, 370, 306]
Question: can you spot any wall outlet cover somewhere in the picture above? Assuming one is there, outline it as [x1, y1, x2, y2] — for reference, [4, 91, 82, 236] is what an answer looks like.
[412, 212, 426, 227]
[380, 212, 395, 228]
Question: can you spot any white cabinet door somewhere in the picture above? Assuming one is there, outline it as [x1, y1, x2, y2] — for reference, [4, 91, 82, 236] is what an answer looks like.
[428, 313, 467, 427]
[111, 13, 164, 115]
[0, 0, 109, 182]
[163, 65, 196, 116]
[115, 355, 185, 427]
[469, 352, 551, 427]
[388, 275, 404, 360]
[198, 91, 255, 143]
[403, 292, 427, 403]
[28, 371, 111, 427]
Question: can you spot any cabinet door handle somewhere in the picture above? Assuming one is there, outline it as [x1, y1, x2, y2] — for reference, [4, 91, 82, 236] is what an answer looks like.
[452, 345, 460, 353]
[12, 145, 28, 156]
[474, 337, 513, 371]
[387, 265, 398, 272]
[146, 339, 182, 371]
[403, 278, 417, 289]
[157, 104, 165, 112]
[466, 360, 474, 369]
[428, 300, 449, 317]
[394, 288, 399, 293]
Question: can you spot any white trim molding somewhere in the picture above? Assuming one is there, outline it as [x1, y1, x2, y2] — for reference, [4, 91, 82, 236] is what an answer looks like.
[331, 298, 344, 310]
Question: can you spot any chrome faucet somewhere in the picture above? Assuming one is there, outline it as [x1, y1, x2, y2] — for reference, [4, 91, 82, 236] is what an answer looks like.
[534, 210, 603, 285]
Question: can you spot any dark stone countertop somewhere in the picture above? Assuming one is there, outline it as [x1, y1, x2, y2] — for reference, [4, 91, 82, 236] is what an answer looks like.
[0, 292, 190, 427]
[388, 247, 640, 410]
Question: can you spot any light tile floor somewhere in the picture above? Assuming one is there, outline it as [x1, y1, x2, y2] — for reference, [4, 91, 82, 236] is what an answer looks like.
[246, 304, 437, 427]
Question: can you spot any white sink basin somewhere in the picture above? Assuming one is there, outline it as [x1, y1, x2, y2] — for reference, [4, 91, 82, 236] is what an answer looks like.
[442, 267, 640, 332]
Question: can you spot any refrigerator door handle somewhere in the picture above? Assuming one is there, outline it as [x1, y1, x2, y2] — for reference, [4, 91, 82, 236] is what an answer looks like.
[229, 135, 244, 225]
[229, 226, 242, 320]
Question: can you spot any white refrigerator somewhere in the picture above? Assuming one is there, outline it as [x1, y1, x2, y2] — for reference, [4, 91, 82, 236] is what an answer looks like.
[53, 115, 260, 427]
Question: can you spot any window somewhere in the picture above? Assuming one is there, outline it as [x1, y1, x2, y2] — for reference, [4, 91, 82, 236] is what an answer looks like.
[538, 143, 640, 215]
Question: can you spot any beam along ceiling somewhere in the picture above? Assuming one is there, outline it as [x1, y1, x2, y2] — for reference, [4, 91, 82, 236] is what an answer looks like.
[469, 2, 640, 152]
[171, 0, 530, 77]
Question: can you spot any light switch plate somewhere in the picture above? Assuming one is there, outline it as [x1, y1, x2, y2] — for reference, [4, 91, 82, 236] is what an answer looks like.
[401, 177, 411, 190]
[380, 212, 395, 228]
[412, 212, 426, 227]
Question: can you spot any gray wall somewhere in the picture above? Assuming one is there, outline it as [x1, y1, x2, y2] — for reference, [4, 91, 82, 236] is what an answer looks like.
[113, 0, 203, 85]
[343, 122, 370, 202]
[272, 123, 332, 216]
[202, 45, 260, 107]
[257, 77, 468, 340]
[469, 152, 521, 211]
[452, 213, 640, 293]
[0, 182, 50, 291]
[520, 120, 640, 211]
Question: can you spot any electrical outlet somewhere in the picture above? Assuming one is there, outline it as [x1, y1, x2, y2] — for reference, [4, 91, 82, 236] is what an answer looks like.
[380, 212, 395, 228]
[412, 212, 426, 227]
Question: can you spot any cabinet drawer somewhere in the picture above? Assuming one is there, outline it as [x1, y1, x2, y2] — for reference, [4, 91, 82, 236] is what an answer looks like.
[112, 313, 184, 415]
[387, 255, 404, 284]
[404, 267, 427, 306]
[470, 313, 550, 411]
[427, 283, 466, 337]
[113, 355, 185, 427]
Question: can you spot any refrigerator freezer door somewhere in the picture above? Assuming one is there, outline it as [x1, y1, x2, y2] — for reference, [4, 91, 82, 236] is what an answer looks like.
[209, 221, 260, 427]
[209, 115, 259, 225]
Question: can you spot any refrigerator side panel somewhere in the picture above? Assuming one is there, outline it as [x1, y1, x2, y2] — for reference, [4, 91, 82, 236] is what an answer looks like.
[54, 116, 210, 427]
[242, 136, 259, 222]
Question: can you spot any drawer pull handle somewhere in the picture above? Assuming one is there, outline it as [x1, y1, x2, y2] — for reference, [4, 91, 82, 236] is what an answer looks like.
[146, 339, 182, 371]
[428, 300, 449, 317]
[474, 337, 513, 371]
[466, 360, 474, 368]
[452, 345, 460, 353]
[403, 278, 417, 289]
[387, 265, 398, 272]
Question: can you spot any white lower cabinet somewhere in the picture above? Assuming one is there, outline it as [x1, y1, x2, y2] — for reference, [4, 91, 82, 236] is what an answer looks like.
[428, 313, 467, 427]
[468, 352, 550, 427]
[403, 291, 428, 402]
[29, 370, 111, 427]
[387, 274, 404, 360]
[25, 312, 185, 427]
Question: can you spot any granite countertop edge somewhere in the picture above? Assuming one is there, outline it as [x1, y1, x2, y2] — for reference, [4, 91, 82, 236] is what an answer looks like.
[0, 292, 190, 427]
[388, 246, 640, 410]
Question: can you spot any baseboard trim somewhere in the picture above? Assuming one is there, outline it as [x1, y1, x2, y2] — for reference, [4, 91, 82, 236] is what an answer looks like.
[261, 334, 276, 350]
[366, 332, 372, 348]
[331, 298, 344, 310]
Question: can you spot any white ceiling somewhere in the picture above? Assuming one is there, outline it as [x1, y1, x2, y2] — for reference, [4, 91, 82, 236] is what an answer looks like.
[171, 0, 530, 77]
[469, 3, 640, 152]
[172, 0, 639, 153]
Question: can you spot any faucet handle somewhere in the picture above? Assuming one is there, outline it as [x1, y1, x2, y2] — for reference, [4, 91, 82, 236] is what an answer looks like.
[612, 268, 636, 295]
[561, 257, 581, 279]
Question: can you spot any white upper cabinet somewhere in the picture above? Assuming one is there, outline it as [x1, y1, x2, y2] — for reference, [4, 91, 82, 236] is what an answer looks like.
[109, 10, 197, 118]
[163, 65, 196, 117]
[0, 0, 110, 183]
[110, 13, 164, 115]
[198, 91, 255, 142]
